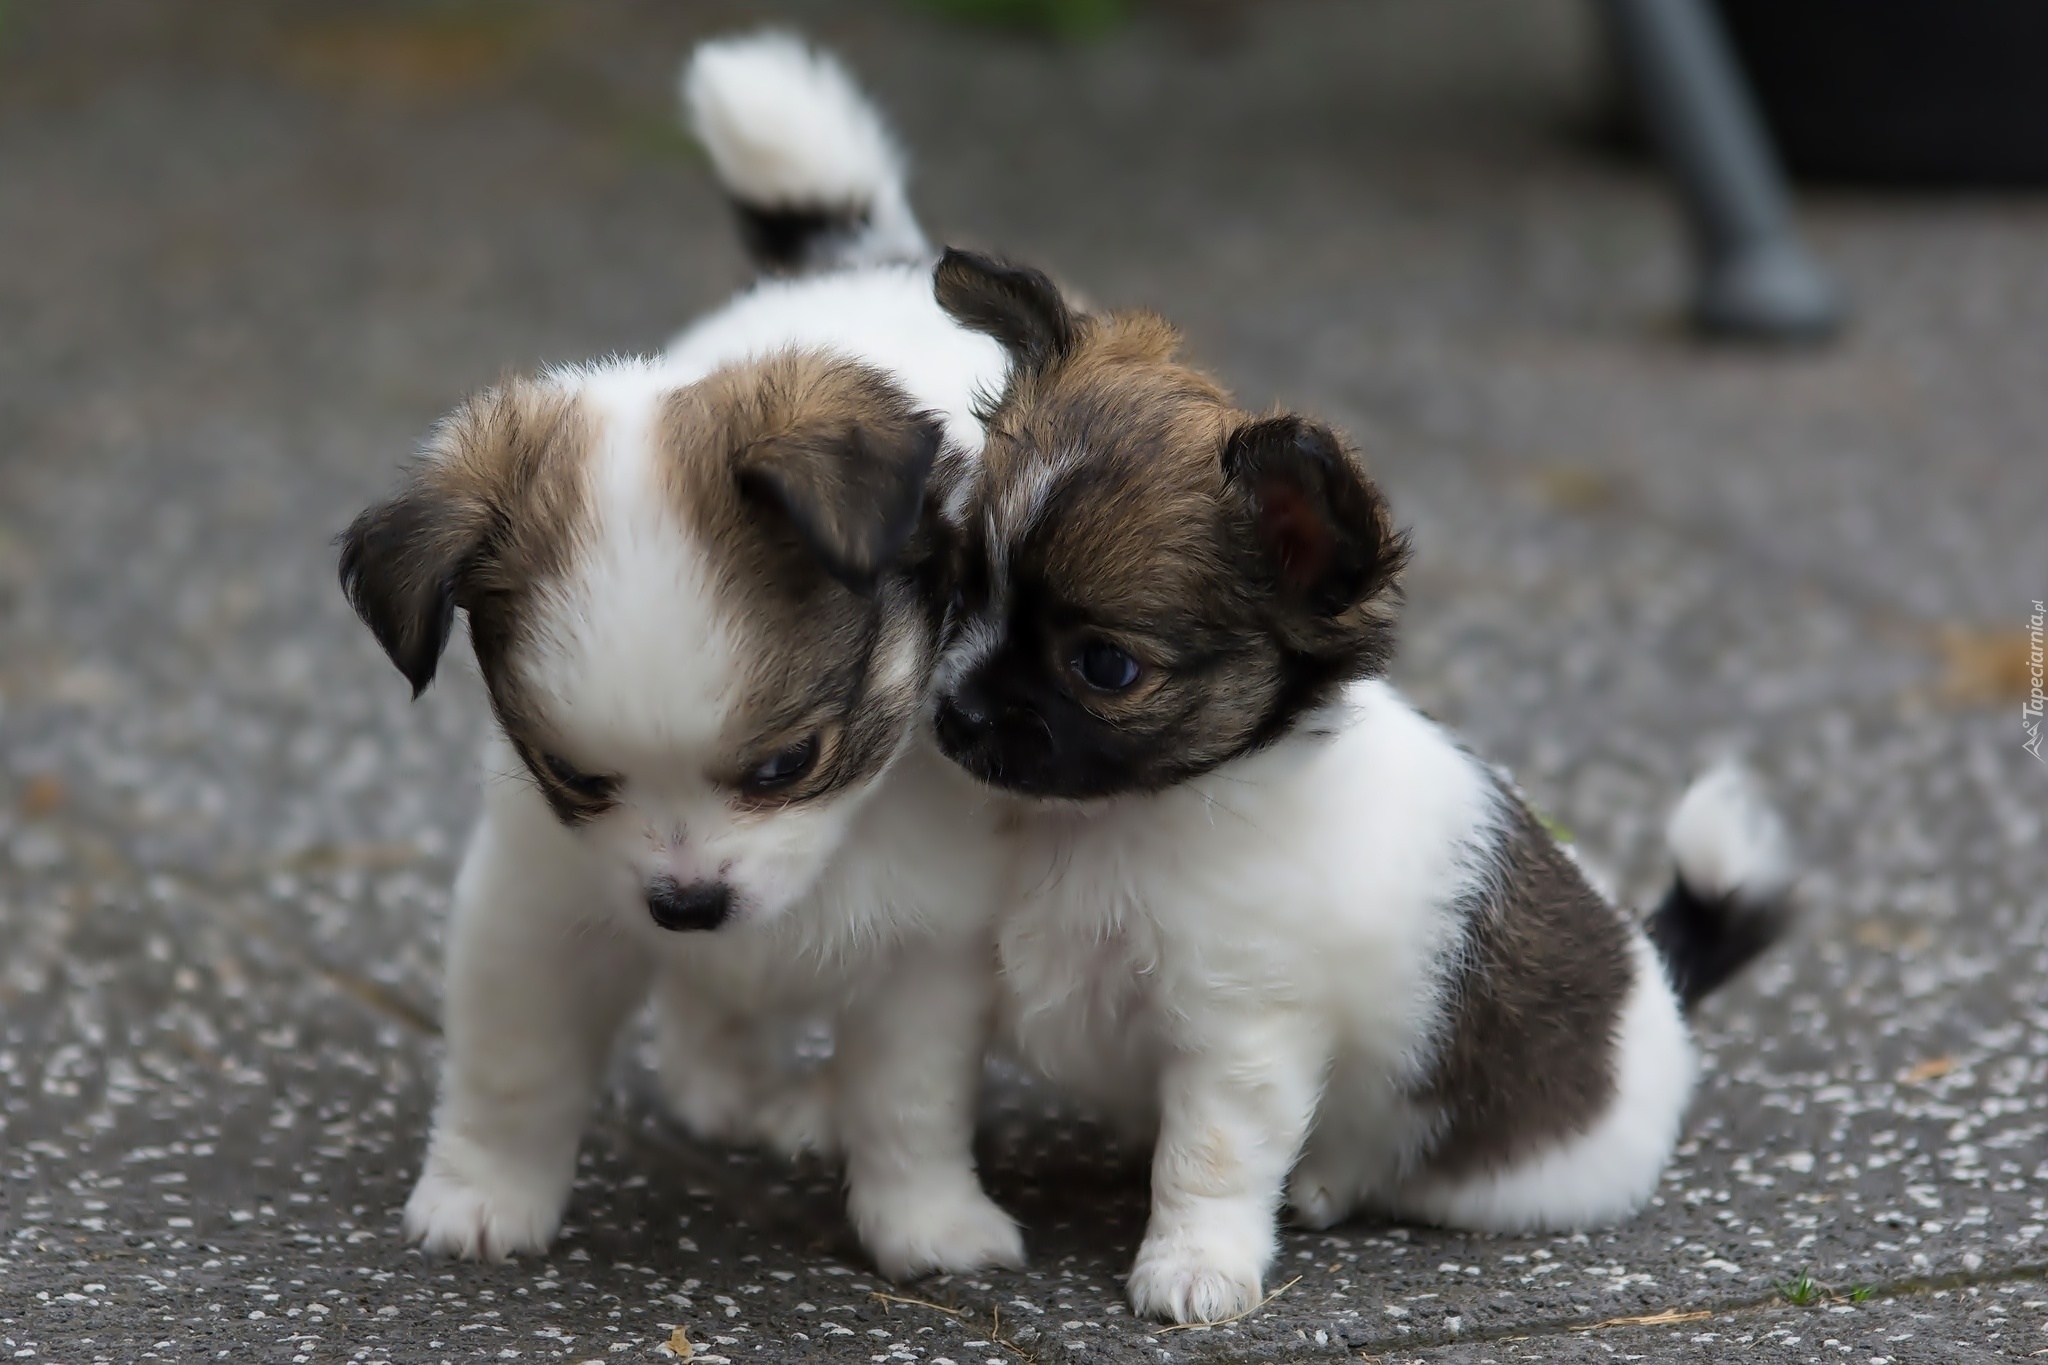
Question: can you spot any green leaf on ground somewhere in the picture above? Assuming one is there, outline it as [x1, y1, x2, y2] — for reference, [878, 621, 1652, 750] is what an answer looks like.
[1781, 1270, 1822, 1307]
[1533, 808, 1576, 845]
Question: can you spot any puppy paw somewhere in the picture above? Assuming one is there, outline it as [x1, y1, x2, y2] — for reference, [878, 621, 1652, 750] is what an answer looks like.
[1285, 1166, 1352, 1231]
[854, 1179, 1026, 1280]
[753, 1074, 839, 1159]
[655, 1064, 761, 1146]
[1126, 1234, 1264, 1324]
[403, 1160, 562, 1261]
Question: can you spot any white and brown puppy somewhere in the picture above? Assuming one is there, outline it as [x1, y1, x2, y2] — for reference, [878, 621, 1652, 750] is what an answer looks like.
[337, 37, 1022, 1278]
[925, 251, 1796, 1322]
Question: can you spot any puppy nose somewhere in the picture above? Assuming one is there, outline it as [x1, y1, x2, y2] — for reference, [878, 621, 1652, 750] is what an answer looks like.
[934, 694, 993, 751]
[645, 878, 732, 932]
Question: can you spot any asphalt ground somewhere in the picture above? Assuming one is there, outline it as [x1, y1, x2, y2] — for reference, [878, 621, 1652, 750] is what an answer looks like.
[3, 2, 2045, 1361]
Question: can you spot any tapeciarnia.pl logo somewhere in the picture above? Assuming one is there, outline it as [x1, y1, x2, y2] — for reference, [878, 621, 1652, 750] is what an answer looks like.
[2026, 599, 2046, 764]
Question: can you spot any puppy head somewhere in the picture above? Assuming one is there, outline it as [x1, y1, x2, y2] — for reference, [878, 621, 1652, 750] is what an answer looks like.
[929, 249, 1409, 800]
[340, 351, 946, 929]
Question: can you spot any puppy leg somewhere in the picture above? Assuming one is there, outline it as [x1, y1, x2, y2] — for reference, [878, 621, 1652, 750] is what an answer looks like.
[404, 811, 649, 1260]
[1127, 1015, 1326, 1324]
[1287, 1113, 1369, 1231]
[837, 943, 1023, 1280]
[652, 980, 773, 1145]
[652, 979, 837, 1158]
[1288, 1064, 1430, 1231]
[748, 1061, 839, 1160]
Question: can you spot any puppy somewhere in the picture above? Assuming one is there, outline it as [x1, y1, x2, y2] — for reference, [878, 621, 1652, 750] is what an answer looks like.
[336, 35, 1023, 1279]
[925, 251, 1796, 1322]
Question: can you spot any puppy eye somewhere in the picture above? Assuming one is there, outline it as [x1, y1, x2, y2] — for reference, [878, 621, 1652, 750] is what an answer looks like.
[1073, 640, 1142, 693]
[542, 752, 617, 803]
[741, 734, 820, 793]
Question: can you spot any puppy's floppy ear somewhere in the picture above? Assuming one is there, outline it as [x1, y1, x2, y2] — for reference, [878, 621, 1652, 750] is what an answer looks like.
[339, 478, 489, 698]
[737, 401, 944, 594]
[337, 387, 529, 697]
[934, 247, 1077, 374]
[1223, 415, 1411, 656]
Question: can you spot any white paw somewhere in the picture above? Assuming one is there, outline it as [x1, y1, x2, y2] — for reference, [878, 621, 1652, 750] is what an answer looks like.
[753, 1074, 839, 1159]
[1126, 1233, 1265, 1324]
[658, 1056, 758, 1147]
[1285, 1166, 1351, 1230]
[402, 1160, 563, 1261]
[853, 1178, 1026, 1281]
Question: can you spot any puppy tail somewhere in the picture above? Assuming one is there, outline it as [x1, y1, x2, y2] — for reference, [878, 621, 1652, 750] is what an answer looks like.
[1644, 761, 1795, 1012]
[681, 30, 928, 274]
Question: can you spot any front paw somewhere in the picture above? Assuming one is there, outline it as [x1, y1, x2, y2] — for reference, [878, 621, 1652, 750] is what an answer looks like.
[658, 1054, 759, 1147]
[1285, 1164, 1353, 1231]
[403, 1155, 564, 1261]
[852, 1178, 1026, 1281]
[752, 1074, 839, 1159]
[1126, 1232, 1264, 1324]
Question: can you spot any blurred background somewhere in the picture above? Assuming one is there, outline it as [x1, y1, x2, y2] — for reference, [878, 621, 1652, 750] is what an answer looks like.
[3, 2, 2046, 1360]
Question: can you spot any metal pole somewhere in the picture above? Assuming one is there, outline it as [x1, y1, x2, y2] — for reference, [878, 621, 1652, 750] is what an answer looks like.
[1602, 0, 1844, 340]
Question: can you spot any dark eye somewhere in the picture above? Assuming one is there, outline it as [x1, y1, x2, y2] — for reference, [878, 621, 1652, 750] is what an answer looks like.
[533, 752, 618, 826]
[542, 752, 617, 803]
[1073, 640, 1142, 693]
[742, 734, 820, 793]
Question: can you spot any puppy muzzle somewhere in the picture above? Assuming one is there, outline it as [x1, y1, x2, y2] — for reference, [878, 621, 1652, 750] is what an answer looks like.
[645, 877, 733, 932]
[934, 692, 1062, 794]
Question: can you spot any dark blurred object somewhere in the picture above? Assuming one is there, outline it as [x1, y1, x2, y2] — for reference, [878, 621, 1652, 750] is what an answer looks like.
[1714, 0, 2048, 186]
[1602, 0, 1843, 341]
[913, 0, 1131, 41]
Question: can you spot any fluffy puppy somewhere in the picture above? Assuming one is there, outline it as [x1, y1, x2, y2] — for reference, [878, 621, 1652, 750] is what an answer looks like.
[336, 36, 1023, 1279]
[925, 251, 1796, 1322]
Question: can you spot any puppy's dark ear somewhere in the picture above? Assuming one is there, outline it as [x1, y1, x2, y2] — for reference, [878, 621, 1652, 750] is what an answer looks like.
[1223, 415, 1411, 657]
[934, 247, 1077, 374]
[338, 390, 522, 697]
[339, 480, 486, 698]
[738, 404, 944, 594]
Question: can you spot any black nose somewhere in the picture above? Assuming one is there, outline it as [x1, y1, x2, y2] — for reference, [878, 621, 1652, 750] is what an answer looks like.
[934, 693, 994, 753]
[646, 878, 733, 932]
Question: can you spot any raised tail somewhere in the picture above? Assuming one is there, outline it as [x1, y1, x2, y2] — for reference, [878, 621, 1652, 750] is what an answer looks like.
[681, 31, 928, 274]
[1645, 761, 1796, 1011]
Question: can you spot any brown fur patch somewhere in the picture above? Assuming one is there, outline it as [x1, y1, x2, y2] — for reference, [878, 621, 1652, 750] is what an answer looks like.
[339, 376, 587, 696]
[657, 351, 946, 806]
[341, 351, 946, 822]
[931, 249, 1409, 798]
[1408, 789, 1635, 1178]
[340, 375, 606, 821]
[974, 314, 1281, 783]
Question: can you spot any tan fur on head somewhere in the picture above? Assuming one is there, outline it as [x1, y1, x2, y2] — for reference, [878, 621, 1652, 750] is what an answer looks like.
[657, 351, 946, 806]
[337, 379, 590, 702]
[930, 248, 1410, 800]
[341, 350, 947, 833]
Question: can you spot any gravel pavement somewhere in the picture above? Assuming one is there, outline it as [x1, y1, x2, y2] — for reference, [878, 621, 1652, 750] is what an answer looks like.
[4, 2, 2046, 1362]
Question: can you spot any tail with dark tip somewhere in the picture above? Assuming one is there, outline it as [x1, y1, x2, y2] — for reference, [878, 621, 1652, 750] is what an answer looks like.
[681, 31, 929, 275]
[1645, 762, 1796, 1011]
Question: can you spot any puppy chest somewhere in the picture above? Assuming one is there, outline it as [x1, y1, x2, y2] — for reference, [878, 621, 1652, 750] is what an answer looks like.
[995, 909, 1164, 1107]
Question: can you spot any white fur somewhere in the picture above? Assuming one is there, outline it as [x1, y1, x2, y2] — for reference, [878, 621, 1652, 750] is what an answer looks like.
[661, 265, 1005, 456]
[683, 31, 926, 268]
[509, 366, 883, 919]
[1666, 759, 1793, 901]
[989, 680, 1722, 1321]
[407, 41, 1017, 1273]
[408, 727, 1024, 1278]
[670, 30, 1004, 456]
[994, 683, 1486, 1319]
[406, 364, 1022, 1275]
[1381, 931, 1695, 1231]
